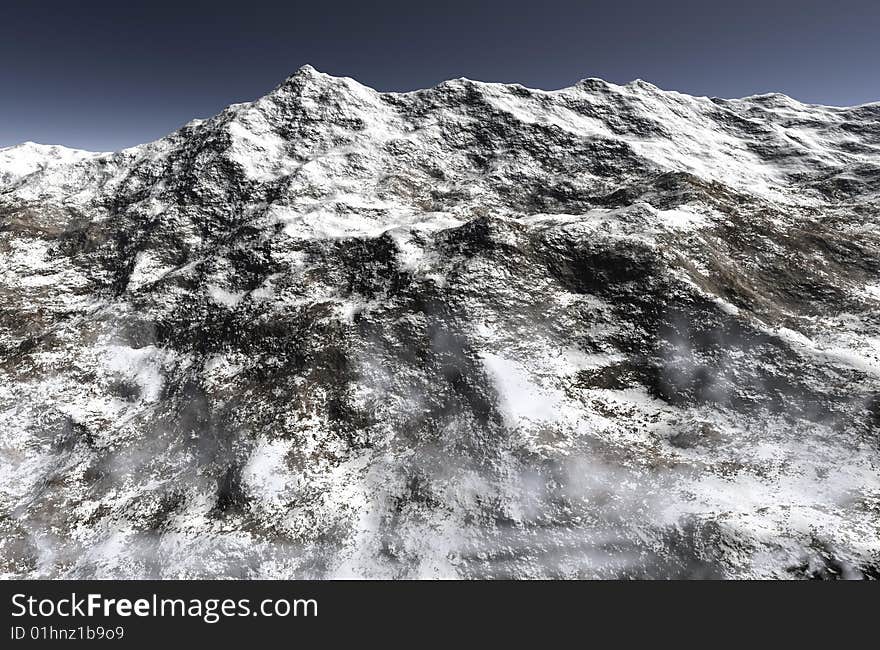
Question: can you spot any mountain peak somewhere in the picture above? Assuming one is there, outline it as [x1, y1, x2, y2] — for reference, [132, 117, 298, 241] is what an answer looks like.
[291, 63, 321, 78]
[0, 141, 104, 184]
[279, 64, 338, 88]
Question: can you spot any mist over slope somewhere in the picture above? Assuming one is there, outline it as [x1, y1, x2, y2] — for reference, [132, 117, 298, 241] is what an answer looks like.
[1, 66, 878, 578]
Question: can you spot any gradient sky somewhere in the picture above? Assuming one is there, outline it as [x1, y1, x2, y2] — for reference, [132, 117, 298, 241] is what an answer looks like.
[2, 0, 878, 151]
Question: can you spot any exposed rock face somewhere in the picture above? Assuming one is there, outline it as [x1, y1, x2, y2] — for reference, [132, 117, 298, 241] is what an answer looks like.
[1, 66, 878, 578]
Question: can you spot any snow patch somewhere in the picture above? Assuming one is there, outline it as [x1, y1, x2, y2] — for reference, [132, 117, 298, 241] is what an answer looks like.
[242, 438, 292, 504]
[207, 284, 246, 308]
[480, 352, 563, 428]
[127, 251, 174, 292]
[101, 345, 172, 402]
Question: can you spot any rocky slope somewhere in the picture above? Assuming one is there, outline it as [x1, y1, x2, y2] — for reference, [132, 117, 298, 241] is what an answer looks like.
[1, 66, 878, 578]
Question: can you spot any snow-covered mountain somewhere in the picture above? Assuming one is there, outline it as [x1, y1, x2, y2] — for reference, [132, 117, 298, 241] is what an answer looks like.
[1, 65, 878, 578]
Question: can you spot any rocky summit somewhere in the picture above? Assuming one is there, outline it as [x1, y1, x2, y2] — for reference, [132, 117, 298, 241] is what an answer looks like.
[1, 66, 878, 578]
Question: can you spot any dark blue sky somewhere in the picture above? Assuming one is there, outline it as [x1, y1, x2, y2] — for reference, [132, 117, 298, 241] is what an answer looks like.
[2, 0, 878, 150]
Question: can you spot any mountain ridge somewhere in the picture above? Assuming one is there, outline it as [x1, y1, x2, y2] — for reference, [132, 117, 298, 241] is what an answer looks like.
[5, 65, 880, 158]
